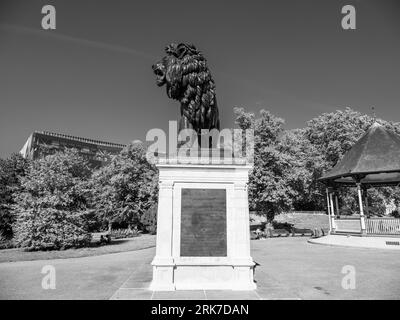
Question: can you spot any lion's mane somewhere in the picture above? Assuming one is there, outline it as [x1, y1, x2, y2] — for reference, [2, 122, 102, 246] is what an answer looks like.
[153, 43, 220, 133]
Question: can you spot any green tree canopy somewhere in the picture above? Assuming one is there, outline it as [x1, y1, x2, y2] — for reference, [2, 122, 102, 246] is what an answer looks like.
[234, 107, 299, 220]
[234, 107, 400, 218]
[13, 149, 92, 250]
[89, 141, 158, 231]
[0, 153, 29, 240]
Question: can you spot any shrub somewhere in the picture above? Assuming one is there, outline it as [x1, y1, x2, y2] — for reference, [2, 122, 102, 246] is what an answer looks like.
[0, 207, 14, 240]
[140, 204, 157, 234]
[0, 154, 29, 240]
[80, 209, 103, 233]
[0, 237, 15, 249]
[13, 149, 92, 250]
[15, 208, 91, 250]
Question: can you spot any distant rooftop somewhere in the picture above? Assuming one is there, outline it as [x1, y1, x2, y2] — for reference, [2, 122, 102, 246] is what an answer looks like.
[20, 130, 127, 162]
[319, 122, 400, 186]
[36, 131, 126, 148]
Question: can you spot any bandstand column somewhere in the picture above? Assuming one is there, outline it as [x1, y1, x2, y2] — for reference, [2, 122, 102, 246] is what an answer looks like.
[363, 187, 370, 217]
[329, 190, 336, 232]
[335, 193, 340, 216]
[326, 188, 332, 233]
[357, 183, 367, 235]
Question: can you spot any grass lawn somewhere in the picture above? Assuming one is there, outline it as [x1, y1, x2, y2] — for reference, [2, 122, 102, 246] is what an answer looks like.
[0, 234, 156, 263]
[274, 212, 329, 230]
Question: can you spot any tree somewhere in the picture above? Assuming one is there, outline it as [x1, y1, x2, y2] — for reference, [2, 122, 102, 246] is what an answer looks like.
[234, 107, 400, 217]
[304, 108, 400, 213]
[305, 108, 373, 171]
[89, 141, 158, 231]
[13, 149, 92, 250]
[0, 153, 29, 240]
[140, 203, 157, 234]
[278, 128, 325, 210]
[234, 107, 298, 220]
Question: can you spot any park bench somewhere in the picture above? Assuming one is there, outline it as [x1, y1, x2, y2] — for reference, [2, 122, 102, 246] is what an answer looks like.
[270, 228, 291, 237]
[291, 227, 313, 237]
[250, 222, 267, 231]
[91, 232, 111, 245]
[110, 228, 140, 239]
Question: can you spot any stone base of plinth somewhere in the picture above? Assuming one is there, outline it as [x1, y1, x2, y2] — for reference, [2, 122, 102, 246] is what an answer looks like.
[150, 258, 256, 291]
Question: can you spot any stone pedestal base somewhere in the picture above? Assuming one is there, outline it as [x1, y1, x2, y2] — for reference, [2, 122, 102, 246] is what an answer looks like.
[150, 258, 256, 291]
[150, 157, 256, 291]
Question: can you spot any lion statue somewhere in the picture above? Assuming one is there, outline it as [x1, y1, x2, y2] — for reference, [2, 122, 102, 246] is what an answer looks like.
[152, 43, 220, 143]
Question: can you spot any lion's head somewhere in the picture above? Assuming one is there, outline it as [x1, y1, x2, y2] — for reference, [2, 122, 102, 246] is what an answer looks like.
[152, 43, 219, 132]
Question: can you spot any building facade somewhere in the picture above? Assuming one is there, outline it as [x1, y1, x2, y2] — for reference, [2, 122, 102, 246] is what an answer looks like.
[20, 131, 126, 167]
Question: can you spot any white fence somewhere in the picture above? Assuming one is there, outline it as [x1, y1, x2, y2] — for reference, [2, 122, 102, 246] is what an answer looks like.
[334, 218, 361, 233]
[333, 217, 400, 236]
[366, 218, 400, 236]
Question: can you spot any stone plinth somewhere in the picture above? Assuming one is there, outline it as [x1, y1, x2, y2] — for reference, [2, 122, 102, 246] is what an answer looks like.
[149, 157, 256, 291]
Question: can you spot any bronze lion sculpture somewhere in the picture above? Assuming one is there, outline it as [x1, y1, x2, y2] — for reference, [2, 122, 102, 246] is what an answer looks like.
[152, 43, 220, 145]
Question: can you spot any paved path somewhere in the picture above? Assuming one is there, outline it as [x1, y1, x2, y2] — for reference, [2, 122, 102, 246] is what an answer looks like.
[1, 238, 399, 299]
[0, 247, 154, 299]
[252, 237, 400, 299]
[309, 234, 400, 250]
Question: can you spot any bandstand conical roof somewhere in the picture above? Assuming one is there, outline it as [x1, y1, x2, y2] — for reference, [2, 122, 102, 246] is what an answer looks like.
[319, 122, 400, 186]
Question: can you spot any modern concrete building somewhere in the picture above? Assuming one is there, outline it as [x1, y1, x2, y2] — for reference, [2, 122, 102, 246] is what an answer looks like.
[20, 131, 126, 167]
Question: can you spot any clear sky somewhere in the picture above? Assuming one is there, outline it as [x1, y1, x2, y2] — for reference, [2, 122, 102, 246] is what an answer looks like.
[0, 0, 399, 158]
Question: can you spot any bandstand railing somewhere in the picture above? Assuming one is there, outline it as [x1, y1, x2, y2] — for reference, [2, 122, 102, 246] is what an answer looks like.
[332, 216, 400, 236]
[365, 218, 400, 236]
[334, 217, 362, 233]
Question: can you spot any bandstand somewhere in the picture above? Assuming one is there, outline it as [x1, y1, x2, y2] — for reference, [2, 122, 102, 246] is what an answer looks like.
[319, 122, 400, 237]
